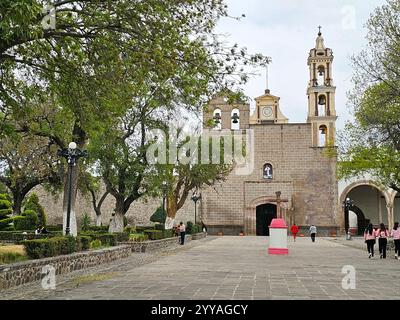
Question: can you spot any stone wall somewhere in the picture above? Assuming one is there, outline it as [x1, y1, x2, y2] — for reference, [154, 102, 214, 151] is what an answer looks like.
[31, 185, 198, 229]
[0, 245, 131, 289]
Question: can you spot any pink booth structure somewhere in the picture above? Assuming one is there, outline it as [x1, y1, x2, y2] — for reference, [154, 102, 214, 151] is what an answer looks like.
[268, 218, 289, 255]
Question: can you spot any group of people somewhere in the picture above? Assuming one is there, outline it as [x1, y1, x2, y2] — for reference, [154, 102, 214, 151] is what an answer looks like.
[173, 222, 186, 245]
[34, 225, 48, 235]
[364, 222, 400, 259]
[290, 223, 317, 242]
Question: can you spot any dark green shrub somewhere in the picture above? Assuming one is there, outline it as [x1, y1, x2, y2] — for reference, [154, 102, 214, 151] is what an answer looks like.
[81, 212, 91, 231]
[22, 236, 81, 259]
[0, 218, 15, 230]
[20, 210, 39, 230]
[86, 225, 109, 232]
[150, 206, 166, 224]
[162, 229, 173, 238]
[135, 225, 154, 233]
[115, 232, 130, 242]
[96, 233, 117, 246]
[143, 229, 163, 240]
[185, 222, 202, 234]
[23, 238, 58, 259]
[78, 236, 91, 250]
[154, 223, 165, 231]
[23, 193, 47, 226]
[13, 216, 31, 231]
[46, 225, 63, 232]
[129, 233, 148, 242]
[90, 239, 102, 249]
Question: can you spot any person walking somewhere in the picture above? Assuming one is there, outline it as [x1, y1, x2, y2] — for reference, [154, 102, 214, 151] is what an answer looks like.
[364, 223, 376, 259]
[179, 221, 186, 245]
[391, 222, 400, 259]
[291, 223, 299, 242]
[377, 223, 389, 259]
[310, 225, 317, 242]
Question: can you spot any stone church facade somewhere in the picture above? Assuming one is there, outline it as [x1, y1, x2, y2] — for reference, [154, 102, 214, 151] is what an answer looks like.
[200, 31, 340, 236]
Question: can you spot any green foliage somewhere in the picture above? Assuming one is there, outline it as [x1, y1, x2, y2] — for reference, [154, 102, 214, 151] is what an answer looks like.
[23, 193, 47, 226]
[0, 194, 13, 224]
[150, 207, 166, 224]
[143, 229, 164, 240]
[89, 240, 102, 250]
[79, 236, 92, 251]
[79, 231, 117, 246]
[85, 225, 109, 232]
[23, 236, 79, 259]
[17, 210, 38, 230]
[186, 221, 203, 234]
[0, 218, 15, 230]
[81, 212, 91, 231]
[115, 232, 130, 242]
[0, 231, 61, 243]
[341, 1, 400, 190]
[129, 233, 148, 242]
[46, 225, 63, 232]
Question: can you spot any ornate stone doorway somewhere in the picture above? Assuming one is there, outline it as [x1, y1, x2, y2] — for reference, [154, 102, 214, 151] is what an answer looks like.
[256, 203, 277, 236]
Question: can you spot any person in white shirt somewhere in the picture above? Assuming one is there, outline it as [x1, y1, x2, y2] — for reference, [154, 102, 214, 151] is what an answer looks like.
[310, 225, 317, 242]
[179, 222, 186, 245]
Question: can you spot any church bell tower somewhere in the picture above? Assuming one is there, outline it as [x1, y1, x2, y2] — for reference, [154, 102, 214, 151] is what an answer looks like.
[307, 27, 337, 147]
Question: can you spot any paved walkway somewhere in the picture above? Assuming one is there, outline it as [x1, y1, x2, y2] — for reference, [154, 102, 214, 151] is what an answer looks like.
[1, 236, 400, 300]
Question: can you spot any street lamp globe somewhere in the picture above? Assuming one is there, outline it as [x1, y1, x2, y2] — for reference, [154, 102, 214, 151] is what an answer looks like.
[68, 142, 77, 150]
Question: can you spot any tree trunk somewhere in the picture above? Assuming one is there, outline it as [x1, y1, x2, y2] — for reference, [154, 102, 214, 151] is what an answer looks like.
[12, 191, 23, 215]
[96, 214, 102, 226]
[109, 211, 124, 233]
[167, 195, 178, 219]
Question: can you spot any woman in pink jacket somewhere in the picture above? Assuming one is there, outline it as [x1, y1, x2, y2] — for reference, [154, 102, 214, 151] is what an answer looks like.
[364, 223, 376, 259]
[390, 222, 400, 259]
[377, 223, 389, 259]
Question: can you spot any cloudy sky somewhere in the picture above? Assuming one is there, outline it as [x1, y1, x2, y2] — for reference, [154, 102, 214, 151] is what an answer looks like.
[216, 0, 387, 129]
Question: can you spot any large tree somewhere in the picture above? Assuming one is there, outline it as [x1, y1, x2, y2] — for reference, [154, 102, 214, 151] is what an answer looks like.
[339, 0, 400, 191]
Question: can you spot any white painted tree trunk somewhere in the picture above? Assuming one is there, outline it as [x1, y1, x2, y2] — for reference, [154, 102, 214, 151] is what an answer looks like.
[109, 212, 124, 233]
[96, 214, 102, 227]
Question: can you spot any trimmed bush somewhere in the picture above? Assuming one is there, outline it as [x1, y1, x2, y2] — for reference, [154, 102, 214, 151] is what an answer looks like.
[23, 236, 80, 259]
[115, 232, 130, 242]
[78, 236, 91, 250]
[20, 210, 39, 229]
[135, 225, 154, 233]
[129, 233, 148, 242]
[186, 221, 202, 234]
[79, 231, 117, 246]
[46, 225, 63, 232]
[90, 239, 102, 249]
[150, 206, 166, 224]
[0, 218, 15, 230]
[85, 225, 109, 232]
[143, 229, 163, 240]
[81, 212, 91, 231]
[23, 193, 47, 226]
[0, 231, 61, 243]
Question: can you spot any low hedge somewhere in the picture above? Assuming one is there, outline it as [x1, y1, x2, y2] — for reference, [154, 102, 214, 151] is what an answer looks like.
[79, 231, 117, 246]
[143, 229, 164, 240]
[129, 233, 148, 242]
[22, 236, 91, 259]
[46, 225, 63, 232]
[85, 225, 109, 232]
[0, 231, 62, 243]
[115, 232, 130, 242]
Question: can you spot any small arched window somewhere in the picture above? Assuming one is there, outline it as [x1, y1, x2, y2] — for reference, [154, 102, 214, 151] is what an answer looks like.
[319, 125, 328, 147]
[263, 163, 273, 180]
[213, 109, 222, 130]
[231, 108, 240, 130]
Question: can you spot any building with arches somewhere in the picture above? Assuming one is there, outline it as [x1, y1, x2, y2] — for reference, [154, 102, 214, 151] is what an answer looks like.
[200, 30, 339, 236]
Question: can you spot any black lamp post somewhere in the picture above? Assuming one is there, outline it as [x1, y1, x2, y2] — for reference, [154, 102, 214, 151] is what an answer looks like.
[57, 142, 88, 236]
[342, 197, 354, 239]
[162, 181, 168, 219]
[191, 193, 201, 224]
